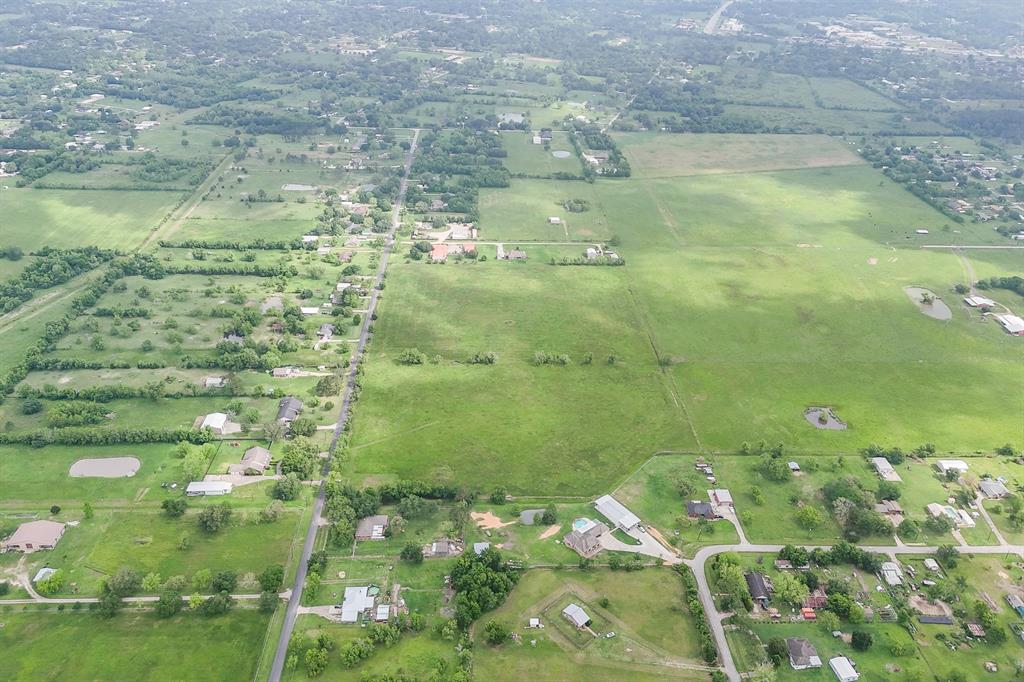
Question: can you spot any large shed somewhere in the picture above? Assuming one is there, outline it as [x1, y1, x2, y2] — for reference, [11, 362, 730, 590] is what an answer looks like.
[593, 495, 641, 531]
[2, 520, 66, 552]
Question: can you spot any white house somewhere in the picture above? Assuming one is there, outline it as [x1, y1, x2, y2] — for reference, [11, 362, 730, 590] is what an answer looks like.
[994, 314, 1024, 336]
[340, 586, 376, 623]
[200, 412, 240, 436]
[594, 495, 641, 531]
[548, 216, 562, 224]
[185, 481, 233, 496]
[880, 561, 903, 586]
[829, 656, 860, 682]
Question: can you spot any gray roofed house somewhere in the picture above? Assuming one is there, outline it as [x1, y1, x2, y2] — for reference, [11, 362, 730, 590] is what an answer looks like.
[787, 637, 822, 669]
[918, 614, 954, 625]
[562, 603, 591, 629]
[980, 479, 1010, 499]
[355, 515, 389, 541]
[687, 501, 718, 520]
[745, 571, 771, 607]
[277, 396, 303, 422]
[317, 323, 335, 340]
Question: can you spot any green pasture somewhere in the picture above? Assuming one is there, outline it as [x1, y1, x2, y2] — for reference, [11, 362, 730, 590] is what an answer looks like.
[2, 187, 181, 251]
[616, 132, 865, 178]
[346, 259, 694, 494]
[807, 76, 903, 111]
[0, 610, 271, 682]
[474, 568, 706, 681]
[478, 178, 611, 241]
[500, 130, 583, 176]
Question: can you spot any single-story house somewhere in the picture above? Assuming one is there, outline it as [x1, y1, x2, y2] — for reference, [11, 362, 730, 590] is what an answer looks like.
[925, 502, 946, 518]
[185, 481, 233, 496]
[880, 561, 903, 586]
[994, 313, 1024, 336]
[317, 323, 335, 340]
[548, 216, 562, 224]
[710, 489, 734, 508]
[340, 585, 376, 623]
[473, 542, 491, 555]
[745, 572, 771, 607]
[594, 495, 641, 531]
[200, 412, 240, 436]
[2, 520, 66, 552]
[936, 460, 969, 475]
[300, 306, 320, 316]
[505, 249, 527, 260]
[277, 396, 303, 423]
[829, 656, 860, 682]
[803, 588, 828, 609]
[430, 244, 448, 262]
[229, 446, 271, 476]
[1005, 593, 1024, 617]
[687, 501, 719, 520]
[870, 456, 902, 482]
[924, 558, 941, 572]
[563, 519, 608, 559]
[787, 637, 822, 670]
[203, 376, 226, 389]
[562, 603, 591, 629]
[980, 479, 1010, 499]
[355, 515, 389, 541]
[423, 538, 463, 558]
[874, 500, 903, 516]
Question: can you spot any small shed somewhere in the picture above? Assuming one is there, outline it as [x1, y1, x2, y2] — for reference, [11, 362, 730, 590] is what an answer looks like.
[562, 603, 591, 629]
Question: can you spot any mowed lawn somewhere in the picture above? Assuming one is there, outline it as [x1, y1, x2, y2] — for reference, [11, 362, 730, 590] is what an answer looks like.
[347, 260, 695, 494]
[615, 133, 865, 178]
[3, 187, 182, 251]
[474, 568, 707, 681]
[0, 610, 270, 682]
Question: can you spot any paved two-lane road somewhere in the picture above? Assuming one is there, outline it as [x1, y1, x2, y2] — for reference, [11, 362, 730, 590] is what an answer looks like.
[267, 130, 420, 682]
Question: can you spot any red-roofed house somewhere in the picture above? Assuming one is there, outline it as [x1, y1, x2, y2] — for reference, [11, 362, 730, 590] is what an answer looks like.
[430, 244, 448, 262]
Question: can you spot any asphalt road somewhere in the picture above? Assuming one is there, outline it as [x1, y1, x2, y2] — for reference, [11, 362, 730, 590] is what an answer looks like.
[267, 129, 420, 682]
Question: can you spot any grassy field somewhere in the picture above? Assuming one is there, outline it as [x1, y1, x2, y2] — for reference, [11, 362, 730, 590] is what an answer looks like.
[616, 133, 865, 178]
[478, 178, 612, 241]
[501, 130, 583, 176]
[346, 259, 695, 494]
[3, 188, 182, 251]
[0, 610, 270, 681]
[474, 568, 707, 681]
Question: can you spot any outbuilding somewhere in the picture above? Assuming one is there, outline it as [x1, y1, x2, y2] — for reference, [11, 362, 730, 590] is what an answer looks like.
[185, 481, 233, 496]
[980, 479, 1010, 499]
[936, 460, 969, 475]
[870, 456, 902, 482]
[829, 656, 860, 682]
[994, 313, 1024, 336]
[2, 520, 66, 552]
[593, 495, 641, 531]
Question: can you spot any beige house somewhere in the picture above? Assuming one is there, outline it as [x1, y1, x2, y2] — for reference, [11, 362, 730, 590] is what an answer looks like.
[228, 446, 272, 475]
[3, 520, 66, 552]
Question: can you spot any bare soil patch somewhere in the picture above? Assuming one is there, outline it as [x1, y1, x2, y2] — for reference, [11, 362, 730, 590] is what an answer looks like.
[909, 595, 953, 618]
[471, 511, 516, 530]
[69, 456, 141, 478]
[539, 524, 561, 540]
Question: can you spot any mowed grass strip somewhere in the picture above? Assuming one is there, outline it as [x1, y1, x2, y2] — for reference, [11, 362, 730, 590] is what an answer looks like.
[0, 610, 270, 682]
[615, 132, 865, 178]
[348, 260, 695, 494]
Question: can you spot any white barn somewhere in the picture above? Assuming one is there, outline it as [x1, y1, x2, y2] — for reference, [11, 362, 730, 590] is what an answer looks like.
[594, 495, 641, 531]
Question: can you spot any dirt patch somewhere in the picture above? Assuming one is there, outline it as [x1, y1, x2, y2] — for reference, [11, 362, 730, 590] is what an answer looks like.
[69, 456, 141, 478]
[58, 376, 72, 384]
[867, 258, 878, 265]
[804, 407, 847, 430]
[471, 511, 516, 530]
[909, 595, 953, 618]
[539, 524, 561, 540]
